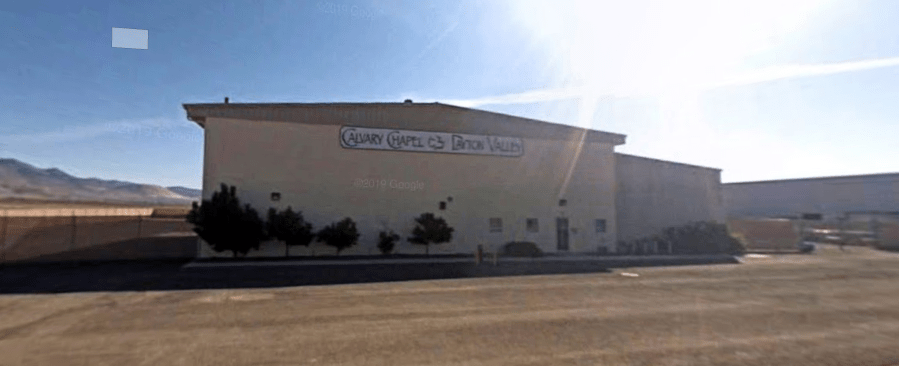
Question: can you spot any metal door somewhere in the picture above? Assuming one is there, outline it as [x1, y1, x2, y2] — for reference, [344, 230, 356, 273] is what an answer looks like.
[556, 217, 569, 251]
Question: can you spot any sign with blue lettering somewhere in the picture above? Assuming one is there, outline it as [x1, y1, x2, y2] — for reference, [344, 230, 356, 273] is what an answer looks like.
[339, 126, 523, 157]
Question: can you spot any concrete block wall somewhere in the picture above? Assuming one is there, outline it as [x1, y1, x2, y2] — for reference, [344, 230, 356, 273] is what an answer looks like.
[0, 212, 195, 263]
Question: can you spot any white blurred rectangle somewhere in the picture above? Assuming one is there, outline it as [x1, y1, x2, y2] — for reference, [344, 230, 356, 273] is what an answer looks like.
[112, 27, 148, 49]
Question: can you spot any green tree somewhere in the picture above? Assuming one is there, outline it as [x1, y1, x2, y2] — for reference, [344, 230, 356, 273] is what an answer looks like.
[408, 213, 454, 256]
[317, 217, 360, 256]
[187, 183, 267, 258]
[278, 206, 315, 256]
[378, 230, 400, 255]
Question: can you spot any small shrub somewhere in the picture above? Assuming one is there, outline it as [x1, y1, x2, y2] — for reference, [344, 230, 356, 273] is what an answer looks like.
[317, 217, 360, 255]
[798, 242, 816, 253]
[661, 221, 746, 255]
[617, 222, 745, 256]
[501, 241, 543, 257]
[378, 230, 400, 255]
[268, 207, 315, 257]
[408, 213, 454, 256]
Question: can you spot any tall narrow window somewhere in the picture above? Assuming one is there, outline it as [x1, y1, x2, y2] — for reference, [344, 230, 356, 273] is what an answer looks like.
[489, 218, 503, 233]
[526, 218, 539, 233]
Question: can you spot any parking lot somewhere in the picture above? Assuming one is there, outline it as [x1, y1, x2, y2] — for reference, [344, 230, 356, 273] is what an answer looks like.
[1, 245, 898, 365]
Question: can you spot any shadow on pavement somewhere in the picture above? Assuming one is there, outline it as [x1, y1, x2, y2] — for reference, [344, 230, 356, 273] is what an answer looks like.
[0, 260, 613, 294]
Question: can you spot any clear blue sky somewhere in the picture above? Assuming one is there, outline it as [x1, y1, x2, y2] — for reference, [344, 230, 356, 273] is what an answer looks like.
[1, 0, 898, 189]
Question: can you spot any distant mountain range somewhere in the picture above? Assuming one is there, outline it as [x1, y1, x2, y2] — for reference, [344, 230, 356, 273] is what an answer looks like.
[0, 158, 201, 205]
[166, 186, 202, 199]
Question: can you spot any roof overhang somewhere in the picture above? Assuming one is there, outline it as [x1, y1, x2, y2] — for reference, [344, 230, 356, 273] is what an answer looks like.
[182, 102, 627, 146]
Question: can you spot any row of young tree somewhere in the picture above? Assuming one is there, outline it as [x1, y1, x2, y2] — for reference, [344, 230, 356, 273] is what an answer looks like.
[187, 184, 455, 258]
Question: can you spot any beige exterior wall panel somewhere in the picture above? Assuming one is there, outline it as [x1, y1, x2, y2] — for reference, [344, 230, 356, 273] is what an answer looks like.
[724, 174, 899, 220]
[615, 153, 725, 242]
[200, 117, 618, 257]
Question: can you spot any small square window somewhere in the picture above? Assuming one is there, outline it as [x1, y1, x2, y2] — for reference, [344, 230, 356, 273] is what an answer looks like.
[595, 219, 606, 233]
[270, 192, 281, 201]
[489, 218, 503, 233]
[526, 218, 539, 233]
[559, 199, 567, 207]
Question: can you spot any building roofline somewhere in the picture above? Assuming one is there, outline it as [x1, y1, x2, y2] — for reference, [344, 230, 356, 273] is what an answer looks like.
[431, 102, 628, 138]
[182, 101, 627, 145]
[614, 153, 722, 171]
[724, 172, 899, 185]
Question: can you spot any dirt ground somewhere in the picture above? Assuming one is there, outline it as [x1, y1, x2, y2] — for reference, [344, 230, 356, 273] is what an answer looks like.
[1, 245, 898, 365]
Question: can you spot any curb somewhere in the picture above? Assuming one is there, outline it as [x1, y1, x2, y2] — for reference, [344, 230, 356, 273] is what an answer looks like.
[182, 255, 738, 269]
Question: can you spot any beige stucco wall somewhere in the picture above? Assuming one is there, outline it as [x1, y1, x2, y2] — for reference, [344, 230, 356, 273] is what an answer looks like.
[615, 153, 725, 242]
[199, 116, 619, 257]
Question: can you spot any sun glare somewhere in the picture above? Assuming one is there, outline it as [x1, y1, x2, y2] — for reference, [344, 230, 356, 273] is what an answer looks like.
[506, 0, 826, 170]
[509, 0, 824, 97]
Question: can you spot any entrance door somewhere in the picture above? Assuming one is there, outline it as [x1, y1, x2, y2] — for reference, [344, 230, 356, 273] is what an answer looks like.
[556, 217, 569, 251]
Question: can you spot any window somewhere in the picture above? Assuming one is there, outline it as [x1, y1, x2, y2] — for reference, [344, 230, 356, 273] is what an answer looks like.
[595, 219, 606, 233]
[559, 199, 567, 207]
[270, 192, 281, 201]
[439, 201, 446, 210]
[526, 218, 539, 233]
[489, 218, 503, 233]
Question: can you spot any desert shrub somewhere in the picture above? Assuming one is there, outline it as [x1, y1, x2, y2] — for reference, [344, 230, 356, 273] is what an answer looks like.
[317, 217, 360, 255]
[501, 241, 543, 257]
[661, 221, 745, 255]
[187, 183, 267, 258]
[378, 230, 400, 255]
[408, 213, 454, 256]
[798, 242, 816, 253]
[729, 231, 751, 250]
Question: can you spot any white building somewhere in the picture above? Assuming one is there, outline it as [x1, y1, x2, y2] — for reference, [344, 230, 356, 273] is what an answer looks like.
[184, 101, 725, 257]
[724, 173, 899, 221]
